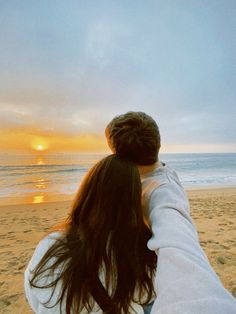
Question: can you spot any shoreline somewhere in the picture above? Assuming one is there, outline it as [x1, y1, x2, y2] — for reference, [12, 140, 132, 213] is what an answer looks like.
[1, 185, 236, 207]
[0, 187, 235, 313]
[186, 185, 236, 191]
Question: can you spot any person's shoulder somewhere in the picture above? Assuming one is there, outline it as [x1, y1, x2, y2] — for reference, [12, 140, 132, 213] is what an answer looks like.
[142, 162, 188, 205]
[163, 163, 185, 189]
[142, 162, 181, 187]
[27, 231, 64, 270]
[38, 231, 63, 249]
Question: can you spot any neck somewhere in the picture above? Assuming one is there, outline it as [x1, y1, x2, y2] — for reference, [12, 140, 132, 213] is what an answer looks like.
[138, 161, 160, 176]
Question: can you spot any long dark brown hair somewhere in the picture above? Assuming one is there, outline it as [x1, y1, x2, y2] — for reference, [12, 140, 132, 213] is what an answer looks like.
[30, 154, 157, 313]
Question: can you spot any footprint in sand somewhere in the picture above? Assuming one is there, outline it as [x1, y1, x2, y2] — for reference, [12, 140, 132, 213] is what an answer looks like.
[18, 263, 26, 270]
[216, 256, 227, 265]
[23, 229, 32, 233]
[221, 245, 230, 250]
[0, 293, 20, 307]
[226, 239, 235, 244]
[0, 244, 9, 248]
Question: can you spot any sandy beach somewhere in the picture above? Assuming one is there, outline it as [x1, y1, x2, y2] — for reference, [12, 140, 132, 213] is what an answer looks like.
[0, 187, 236, 313]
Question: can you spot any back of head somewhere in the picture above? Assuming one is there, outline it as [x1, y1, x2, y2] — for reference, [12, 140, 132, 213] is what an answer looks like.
[105, 111, 161, 165]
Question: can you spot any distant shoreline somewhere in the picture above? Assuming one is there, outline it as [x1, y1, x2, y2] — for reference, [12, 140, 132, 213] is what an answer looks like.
[0, 186, 236, 207]
[0, 185, 236, 207]
[1, 153, 235, 204]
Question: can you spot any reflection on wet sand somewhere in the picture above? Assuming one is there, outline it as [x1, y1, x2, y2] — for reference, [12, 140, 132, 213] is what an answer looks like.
[33, 194, 45, 204]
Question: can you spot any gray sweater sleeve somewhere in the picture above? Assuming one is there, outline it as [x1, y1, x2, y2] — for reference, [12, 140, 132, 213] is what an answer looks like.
[142, 171, 236, 314]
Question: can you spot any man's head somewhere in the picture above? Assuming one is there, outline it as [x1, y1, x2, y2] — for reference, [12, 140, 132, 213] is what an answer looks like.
[105, 111, 161, 165]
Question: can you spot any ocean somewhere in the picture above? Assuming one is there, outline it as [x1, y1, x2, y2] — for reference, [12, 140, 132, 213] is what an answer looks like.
[0, 153, 235, 205]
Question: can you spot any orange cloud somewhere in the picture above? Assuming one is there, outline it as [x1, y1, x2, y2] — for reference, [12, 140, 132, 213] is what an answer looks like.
[0, 129, 109, 153]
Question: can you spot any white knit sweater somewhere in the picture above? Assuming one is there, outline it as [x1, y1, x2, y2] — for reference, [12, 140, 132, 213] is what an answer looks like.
[141, 162, 236, 314]
[24, 236, 151, 313]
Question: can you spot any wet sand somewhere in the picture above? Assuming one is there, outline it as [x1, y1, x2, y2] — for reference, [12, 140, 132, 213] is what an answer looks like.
[0, 188, 235, 313]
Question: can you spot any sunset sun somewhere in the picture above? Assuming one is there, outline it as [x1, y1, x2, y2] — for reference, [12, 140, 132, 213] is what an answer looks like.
[31, 137, 49, 152]
[37, 144, 44, 151]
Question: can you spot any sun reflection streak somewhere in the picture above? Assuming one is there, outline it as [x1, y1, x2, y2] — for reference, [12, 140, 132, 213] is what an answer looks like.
[35, 178, 46, 189]
[33, 195, 45, 203]
[36, 156, 45, 166]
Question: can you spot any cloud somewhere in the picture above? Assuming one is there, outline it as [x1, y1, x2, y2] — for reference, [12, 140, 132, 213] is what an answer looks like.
[0, 1, 235, 149]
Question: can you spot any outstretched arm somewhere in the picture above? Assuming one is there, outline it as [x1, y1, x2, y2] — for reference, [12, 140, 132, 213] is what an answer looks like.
[142, 179, 236, 314]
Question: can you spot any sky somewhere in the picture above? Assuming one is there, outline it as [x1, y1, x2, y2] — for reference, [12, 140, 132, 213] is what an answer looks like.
[0, 0, 235, 153]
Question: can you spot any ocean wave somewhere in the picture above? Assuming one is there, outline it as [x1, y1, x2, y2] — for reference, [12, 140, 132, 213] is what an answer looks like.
[1, 153, 236, 199]
[0, 163, 88, 169]
[0, 167, 88, 176]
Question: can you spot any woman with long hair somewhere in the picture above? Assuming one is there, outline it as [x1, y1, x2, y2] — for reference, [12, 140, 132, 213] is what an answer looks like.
[24, 154, 157, 314]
